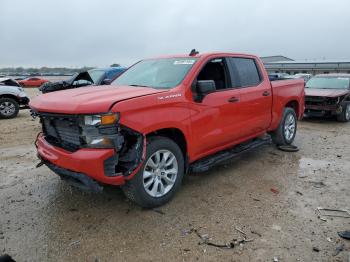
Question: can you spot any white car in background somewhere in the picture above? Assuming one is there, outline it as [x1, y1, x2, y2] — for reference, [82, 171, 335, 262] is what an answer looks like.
[0, 78, 30, 119]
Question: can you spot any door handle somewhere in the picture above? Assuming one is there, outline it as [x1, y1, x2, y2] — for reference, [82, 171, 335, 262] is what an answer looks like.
[262, 91, 270, 96]
[228, 97, 240, 103]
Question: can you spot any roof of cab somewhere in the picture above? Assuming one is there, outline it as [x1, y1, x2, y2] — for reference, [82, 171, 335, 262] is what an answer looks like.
[149, 52, 259, 60]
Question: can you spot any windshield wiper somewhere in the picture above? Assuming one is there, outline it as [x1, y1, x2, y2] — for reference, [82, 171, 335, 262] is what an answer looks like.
[129, 84, 152, 88]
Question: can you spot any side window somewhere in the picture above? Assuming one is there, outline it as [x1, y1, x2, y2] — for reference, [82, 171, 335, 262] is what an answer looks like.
[196, 58, 230, 90]
[107, 70, 123, 80]
[229, 58, 261, 87]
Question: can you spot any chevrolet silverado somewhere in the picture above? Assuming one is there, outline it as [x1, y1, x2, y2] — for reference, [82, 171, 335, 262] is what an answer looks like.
[30, 52, 305, 207]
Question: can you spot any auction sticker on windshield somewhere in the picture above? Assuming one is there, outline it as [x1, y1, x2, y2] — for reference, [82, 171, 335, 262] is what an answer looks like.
[174, 60, 196, 65]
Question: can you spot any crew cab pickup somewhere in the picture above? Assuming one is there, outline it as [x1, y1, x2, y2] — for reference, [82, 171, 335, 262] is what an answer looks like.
[30, 52, 305, 207]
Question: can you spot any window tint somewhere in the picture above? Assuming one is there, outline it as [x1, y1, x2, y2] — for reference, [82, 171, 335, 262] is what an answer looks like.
[229, 58, 261, 87]
[106, 69, 124, 80]
[197, 58, 229, 90]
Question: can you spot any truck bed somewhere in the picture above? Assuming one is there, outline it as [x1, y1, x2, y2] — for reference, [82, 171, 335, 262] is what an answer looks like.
[269, 79, 305, 131]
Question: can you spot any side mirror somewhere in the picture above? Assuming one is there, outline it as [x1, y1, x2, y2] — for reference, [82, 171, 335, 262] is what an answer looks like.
[101, 79, 112, 85]
[194, 80, 216, 102]
[197, 80, 216, 94]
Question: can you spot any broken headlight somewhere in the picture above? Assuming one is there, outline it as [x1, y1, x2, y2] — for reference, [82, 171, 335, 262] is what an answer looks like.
[80, 113, 122, 148]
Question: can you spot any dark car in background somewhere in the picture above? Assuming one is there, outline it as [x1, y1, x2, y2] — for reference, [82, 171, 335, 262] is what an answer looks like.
[40, 67, 126, 93]
[304, 74, 350, 122]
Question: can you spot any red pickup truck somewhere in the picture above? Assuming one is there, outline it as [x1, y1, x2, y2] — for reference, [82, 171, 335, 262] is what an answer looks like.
[30, 52, 305, 207]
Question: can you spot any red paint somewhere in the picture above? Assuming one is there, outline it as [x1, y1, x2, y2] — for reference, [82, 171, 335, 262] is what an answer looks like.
[36, 134, 126, 185]
[30, 52, 305, 186]
[19, 77, 48, 87]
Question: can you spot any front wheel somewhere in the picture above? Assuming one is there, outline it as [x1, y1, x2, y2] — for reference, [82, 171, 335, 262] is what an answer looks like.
[122, 136, 184, 208]
[271, 108, 297, 145]
[336, 102, 350, 122]
[0, 98, 19, 119]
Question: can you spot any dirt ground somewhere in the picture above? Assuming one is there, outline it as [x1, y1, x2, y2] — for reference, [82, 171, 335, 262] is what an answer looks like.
[1, 89, 349, 262]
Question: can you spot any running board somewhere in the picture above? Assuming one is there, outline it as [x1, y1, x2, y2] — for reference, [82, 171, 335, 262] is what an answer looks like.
[189, 136, 272, 173]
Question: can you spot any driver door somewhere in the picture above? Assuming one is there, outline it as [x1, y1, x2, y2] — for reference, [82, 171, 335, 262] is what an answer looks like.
[189, 57, 242, 159]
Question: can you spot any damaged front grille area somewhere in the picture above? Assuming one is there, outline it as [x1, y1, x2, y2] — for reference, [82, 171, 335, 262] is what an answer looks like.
[41, 113, 82, 152]
[305, 96, 340, 106]
[37, 112, 144, 177]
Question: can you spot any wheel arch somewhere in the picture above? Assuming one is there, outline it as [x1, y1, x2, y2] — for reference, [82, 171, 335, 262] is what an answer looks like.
[0, 94, 20, 103]
[285, 100, 299, 117]
[145, 128, 189, 172]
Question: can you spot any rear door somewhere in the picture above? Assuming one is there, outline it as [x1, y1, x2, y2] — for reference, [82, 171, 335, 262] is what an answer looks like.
[227, 57, 272, 138]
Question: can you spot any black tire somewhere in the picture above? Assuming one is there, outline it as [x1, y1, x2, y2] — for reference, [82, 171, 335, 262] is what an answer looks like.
[336, 102, 350, 122]
[122, 136, 185, 208]
[271, 108, 297, 145]
[0, 98, 19, 119]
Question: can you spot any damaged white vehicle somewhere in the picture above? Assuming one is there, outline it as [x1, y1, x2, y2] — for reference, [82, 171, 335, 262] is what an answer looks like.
[0, 78, 30, 119]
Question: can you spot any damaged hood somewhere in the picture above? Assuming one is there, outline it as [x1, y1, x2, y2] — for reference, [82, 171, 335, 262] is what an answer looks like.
[30, 85, 167, 114]
[305, 88, 349, 98]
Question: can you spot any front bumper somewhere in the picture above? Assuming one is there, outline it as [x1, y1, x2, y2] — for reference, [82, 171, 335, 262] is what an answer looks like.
[36, 134, 126, 186]
[304, 104, 341, 116]
[19, 96, 30, 109]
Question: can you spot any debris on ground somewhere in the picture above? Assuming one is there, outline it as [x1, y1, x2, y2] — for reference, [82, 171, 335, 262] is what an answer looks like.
[296, 191, 303, 196]
[69, 240, 80, 247]
[338, 231, 350, 240]
[333, 243, 344, 256]
[277, 144, 299, 152]
[316, 208, 350, 220]
[250, 230, 262, 237]
[312, 247, 320, 252]
[183, 226, 254, 250]
[270, 188, 279, 194]
[309, 181, 326, 188]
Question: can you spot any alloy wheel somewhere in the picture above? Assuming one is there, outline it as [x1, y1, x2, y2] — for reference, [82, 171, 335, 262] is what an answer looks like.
[0, 101, 16, 116]
[143, 149, 178, 198]
[284, 113, 296, 141]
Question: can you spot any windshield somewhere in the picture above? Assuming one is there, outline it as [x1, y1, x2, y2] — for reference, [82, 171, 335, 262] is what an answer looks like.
[306, 77, 350, 89]
[111, 58, 197, 89]
[88, 69, 105, 83]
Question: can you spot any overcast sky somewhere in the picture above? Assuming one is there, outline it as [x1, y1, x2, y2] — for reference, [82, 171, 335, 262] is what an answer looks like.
[1, 0, 349, 68]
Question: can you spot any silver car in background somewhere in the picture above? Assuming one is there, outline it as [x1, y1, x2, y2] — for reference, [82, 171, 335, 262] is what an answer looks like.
[0, 78, 30, 119]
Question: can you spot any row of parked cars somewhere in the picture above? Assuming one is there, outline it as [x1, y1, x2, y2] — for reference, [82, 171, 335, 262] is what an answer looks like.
[0, 67, 126, 118]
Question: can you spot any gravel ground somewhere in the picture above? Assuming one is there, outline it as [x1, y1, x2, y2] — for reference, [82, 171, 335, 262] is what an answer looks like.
[0, 89, 349, 261]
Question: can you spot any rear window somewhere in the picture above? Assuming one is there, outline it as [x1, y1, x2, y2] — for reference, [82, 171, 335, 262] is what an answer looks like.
[229, 58, 261, 87]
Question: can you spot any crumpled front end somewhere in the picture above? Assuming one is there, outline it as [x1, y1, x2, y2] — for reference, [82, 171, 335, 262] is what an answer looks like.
[305, 96, 343, 117]
[35, 112, 146, 191]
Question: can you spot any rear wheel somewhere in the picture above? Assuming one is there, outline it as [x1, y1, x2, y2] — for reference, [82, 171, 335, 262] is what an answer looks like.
[336, 102, 350, 122]
[271, 108, 297, 145]
[0, 98, 19, 119]
[122, 136, 184, 208]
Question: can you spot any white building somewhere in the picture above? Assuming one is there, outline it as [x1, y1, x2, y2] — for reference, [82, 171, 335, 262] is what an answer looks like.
[261, 56, 350, 75]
